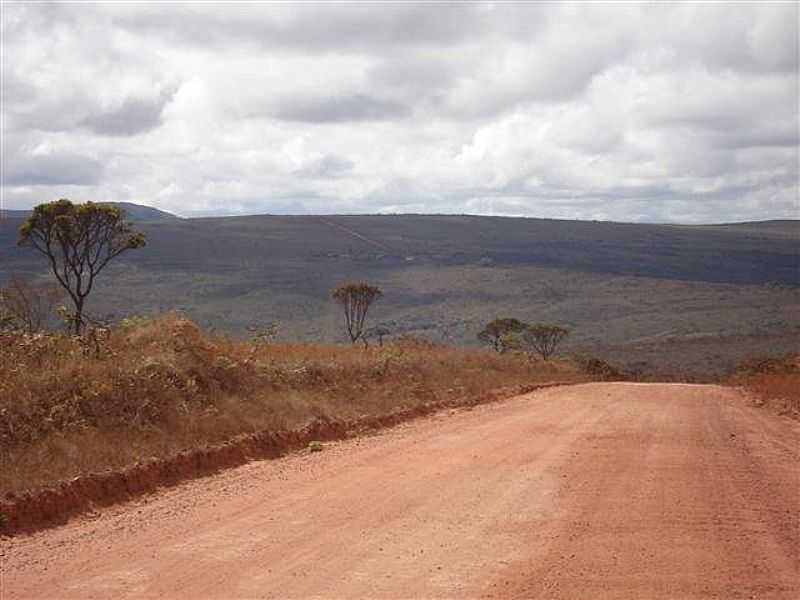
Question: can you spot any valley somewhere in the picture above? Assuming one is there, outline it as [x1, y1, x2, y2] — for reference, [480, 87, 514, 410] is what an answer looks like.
[2, 211, 797, 377]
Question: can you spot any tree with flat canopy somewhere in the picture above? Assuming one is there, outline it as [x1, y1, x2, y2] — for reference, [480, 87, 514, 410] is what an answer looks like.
[477, 317, 526, 353]
[332, 282, 382, 345]
[18, 199, 146, 334]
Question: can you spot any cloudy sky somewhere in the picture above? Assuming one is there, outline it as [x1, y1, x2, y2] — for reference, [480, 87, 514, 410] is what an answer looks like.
[2, 2, 798, 222]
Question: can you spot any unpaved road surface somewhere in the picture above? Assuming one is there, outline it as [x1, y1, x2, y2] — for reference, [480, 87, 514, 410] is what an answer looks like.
[2, 383, 798, 599]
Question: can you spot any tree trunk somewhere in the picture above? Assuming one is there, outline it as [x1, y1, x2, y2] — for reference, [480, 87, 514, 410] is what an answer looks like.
[74, 297, 84, 335]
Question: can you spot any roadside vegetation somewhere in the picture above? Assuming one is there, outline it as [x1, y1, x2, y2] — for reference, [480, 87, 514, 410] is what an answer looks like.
[477, 318, 570, 361]
[0, 312, 588, 495]
[730, 353, 800, 420]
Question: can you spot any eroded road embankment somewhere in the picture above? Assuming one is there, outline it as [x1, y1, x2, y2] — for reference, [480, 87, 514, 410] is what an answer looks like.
[2, 383, 798, 599]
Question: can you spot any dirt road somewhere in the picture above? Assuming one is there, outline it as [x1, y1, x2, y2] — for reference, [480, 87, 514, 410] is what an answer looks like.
[2, 383, 798, 599]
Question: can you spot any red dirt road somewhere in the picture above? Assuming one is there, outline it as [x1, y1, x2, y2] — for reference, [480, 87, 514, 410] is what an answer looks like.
[2, 383, 798, 599]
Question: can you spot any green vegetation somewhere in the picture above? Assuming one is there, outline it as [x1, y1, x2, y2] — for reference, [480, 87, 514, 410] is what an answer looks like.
[477, 318, 526, 353]
[477, 320, 570, 360]
[17, 199, 145, 333]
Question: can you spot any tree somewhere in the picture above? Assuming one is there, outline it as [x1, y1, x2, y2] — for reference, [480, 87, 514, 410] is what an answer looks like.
[477, 318, 526, 353]
[247, 321, 279, 344]
[0, 275, 64, 334]
[18, 199, 146, 334]
[366, 325, 391, 347]
[0, 304, 14, 331]
[519, 323, 569, 361]
[332, 282, 382, 344]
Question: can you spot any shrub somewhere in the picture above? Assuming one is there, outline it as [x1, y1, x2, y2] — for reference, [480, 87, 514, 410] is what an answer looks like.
[731, 354, 799, 419]
[0, 313, 588, 495]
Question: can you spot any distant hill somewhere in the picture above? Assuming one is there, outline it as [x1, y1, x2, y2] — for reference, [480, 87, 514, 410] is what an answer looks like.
[1, 213, 797, 378]
[704, 220, 800, 238]
[1, 210, 31, 219]
[109, 202, 180, 222]
[1, 202, 178, 223]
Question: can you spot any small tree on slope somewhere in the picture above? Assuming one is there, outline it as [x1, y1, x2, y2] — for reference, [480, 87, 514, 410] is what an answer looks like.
[477, 318, 527, 353]
[18, 199, 146, 334]
[519, 323, 570, 361]
[332, 282, 382, 345]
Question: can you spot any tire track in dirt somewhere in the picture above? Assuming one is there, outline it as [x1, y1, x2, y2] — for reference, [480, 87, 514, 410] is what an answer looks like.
[489, 384, 799, 599]
[2, 383, 798, 599]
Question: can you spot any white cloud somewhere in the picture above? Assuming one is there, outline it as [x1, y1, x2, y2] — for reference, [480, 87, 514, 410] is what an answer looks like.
[1, 1, 797, 223]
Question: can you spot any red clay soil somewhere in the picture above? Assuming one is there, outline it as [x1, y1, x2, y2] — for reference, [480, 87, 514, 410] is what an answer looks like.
[1, 383, 798, 599]
[0, 382, 559, 536]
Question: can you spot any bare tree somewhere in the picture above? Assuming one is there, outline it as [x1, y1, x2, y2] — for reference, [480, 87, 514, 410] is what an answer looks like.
[367, 325, 391, 347]
[0, 304, 14, 331]
[247, 321, 280, 344]
[477, 318, 526, 353]
[519, 323, 569, 361]
[0, 275, 64, 334]
[18, 199, 145, 334]
[332, 282, 382, 344]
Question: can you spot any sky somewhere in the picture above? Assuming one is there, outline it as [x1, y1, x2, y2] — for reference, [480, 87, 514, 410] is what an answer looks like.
[1, 2, 798, 223]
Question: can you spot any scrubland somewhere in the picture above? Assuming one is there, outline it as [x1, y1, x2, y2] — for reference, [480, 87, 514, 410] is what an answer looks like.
[730, 353, 800, 420]
[4, 214, 797, 379]
[0, 313, 587, 495]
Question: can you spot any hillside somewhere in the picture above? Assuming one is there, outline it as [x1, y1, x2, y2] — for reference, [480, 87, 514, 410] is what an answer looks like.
[1, 212, 797, 377]
[0, 202, 178, 223]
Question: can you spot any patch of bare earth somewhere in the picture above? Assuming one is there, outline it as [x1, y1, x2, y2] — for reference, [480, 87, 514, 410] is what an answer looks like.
[1, 383, 798, 599]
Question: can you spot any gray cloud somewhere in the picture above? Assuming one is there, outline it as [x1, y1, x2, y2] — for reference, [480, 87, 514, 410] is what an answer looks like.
[3, 152, 104, 186]
[1, 2, 797, 223]
[273, 94, 411, 123]
[106, 3, 550, 52]
[80, 95, 170, 137]
[295, 155, 355, 179]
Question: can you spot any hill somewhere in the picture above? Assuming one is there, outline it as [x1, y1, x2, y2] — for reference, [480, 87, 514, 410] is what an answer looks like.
[0, 202, 178, 223]
[1, 213, 797, 378]
[1, 210, 31, 219]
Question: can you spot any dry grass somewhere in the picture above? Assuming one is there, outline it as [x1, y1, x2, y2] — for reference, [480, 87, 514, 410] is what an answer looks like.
[0, 313, 586, 495]
[730, 354, 800, 420]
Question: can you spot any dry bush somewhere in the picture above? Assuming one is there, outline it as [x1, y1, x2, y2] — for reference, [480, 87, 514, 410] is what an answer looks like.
[730, 353, 800, 419]
[0, 313, 587, 494]
[0, 276, 64, 334]
[571, 355, 625, 381]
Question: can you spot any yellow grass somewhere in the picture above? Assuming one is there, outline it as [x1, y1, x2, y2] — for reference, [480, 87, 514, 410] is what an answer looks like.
[0, 313, 587, 494]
